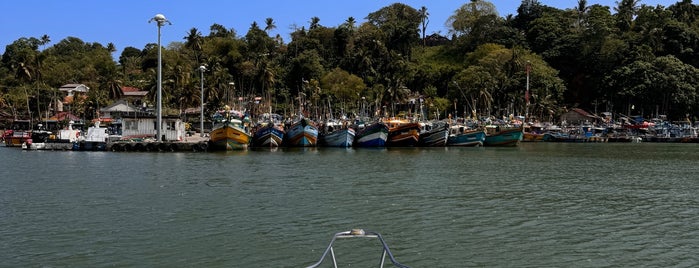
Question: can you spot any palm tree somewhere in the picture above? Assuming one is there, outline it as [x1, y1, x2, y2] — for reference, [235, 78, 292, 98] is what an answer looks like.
[184, 28, 204, 64]
[264, 17, 276, 33]
[344, 17, 356, 30]
[309, 17, 321, 30]
[419, 6, 429, 47]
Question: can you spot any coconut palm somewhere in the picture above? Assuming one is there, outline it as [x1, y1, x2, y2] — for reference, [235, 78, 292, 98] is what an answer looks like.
[264, 18, 276, 33]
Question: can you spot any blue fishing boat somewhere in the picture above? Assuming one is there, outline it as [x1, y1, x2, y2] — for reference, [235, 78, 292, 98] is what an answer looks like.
[353, 121, 389, 147]
[417, 122, 449, 147]
[252, 121, 285, 148]
[447, 125, 486, 147]
[319, 121, 355, 147]
[284, 117, 318, 147]
[483, 125, 523, 146]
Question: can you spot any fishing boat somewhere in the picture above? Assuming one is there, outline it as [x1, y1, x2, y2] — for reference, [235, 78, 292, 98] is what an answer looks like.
[353, 121, 389, 147]
[3, 120, 32, 147]
[22, 123, 81, 150]
[252, 121, 285, 148]
[447, 125, 486, 147]
[284, 117, 318, 147]
[305, 229, 410, 268]
[208, 111, 252, 150]
[483, 125, 523, 146]
[417, 121, 449, 147]
[73, 121, 119, 151]
[319, 120, 355, 147]
[384, 119, 420, 147]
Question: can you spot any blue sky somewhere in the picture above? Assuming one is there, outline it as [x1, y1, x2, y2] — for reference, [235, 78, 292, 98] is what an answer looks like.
[0, 0, 690, 58]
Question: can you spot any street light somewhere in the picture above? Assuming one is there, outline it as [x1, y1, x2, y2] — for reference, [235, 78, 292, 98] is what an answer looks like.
[149, 13, 170, 142]
[199, 65, 207, 137]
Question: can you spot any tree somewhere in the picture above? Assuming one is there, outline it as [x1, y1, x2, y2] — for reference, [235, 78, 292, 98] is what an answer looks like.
[320, 67, 366, 113]
[447, 0, 499, 37]
[419, 6, 429, 47]
[184, 27, 204, 64]
[264, 18, 277, 33]
[367, 3, 421, 59]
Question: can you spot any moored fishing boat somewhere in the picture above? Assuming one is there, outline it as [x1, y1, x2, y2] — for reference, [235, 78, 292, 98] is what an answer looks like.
[417, 121, 449, 147]
[73, 121, 118, 151]
[447, 125, 486, 147]
[484, 125, 523, 146]
[353, 121, 389, 147]
[209, 113, 252, 150]
[385, 119, 420, 147]
[319, 121, 355, 147]
[3, 120, 32, 147]
[284, 117, 318, 147]
[22, 123, 81, 150]
[252, 121, 285, 148]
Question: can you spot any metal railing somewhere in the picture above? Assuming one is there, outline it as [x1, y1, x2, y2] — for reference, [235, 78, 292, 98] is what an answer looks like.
[305, 229, 409, 268]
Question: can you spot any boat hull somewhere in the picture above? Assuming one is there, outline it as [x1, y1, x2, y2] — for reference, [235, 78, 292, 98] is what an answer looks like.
[252, 125, 284, 148]
[284, 118, 318, 147]
[209, 124, 251, 150]
[447, 130, 486, 147]
[386, 122, 421, 147]
[3, 131, 31, 147]
[354, 122, 388, 147]
[484, 127, 523, 146]
[320, 128, 355, 147]
[418, 124, 449, 147]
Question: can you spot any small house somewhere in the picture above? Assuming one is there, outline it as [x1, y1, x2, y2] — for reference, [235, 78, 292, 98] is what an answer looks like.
[121, 115, 185, 141]
[559, 108, 598, 125]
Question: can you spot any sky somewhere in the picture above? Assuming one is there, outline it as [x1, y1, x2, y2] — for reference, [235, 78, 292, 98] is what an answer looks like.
[0, 0, 692, 58]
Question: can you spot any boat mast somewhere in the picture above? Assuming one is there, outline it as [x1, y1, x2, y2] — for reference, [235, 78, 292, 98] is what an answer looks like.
[525, 60, 531, 124]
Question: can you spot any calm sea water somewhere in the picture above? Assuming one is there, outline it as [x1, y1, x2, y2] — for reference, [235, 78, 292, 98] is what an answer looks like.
[2, 143, 699, 267]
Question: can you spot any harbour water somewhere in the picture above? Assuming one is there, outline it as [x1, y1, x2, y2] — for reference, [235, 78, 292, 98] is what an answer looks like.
[2, 143, 699, 267]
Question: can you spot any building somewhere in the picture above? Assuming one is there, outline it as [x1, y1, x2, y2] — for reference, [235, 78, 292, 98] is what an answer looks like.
[559, 108, 599, 125]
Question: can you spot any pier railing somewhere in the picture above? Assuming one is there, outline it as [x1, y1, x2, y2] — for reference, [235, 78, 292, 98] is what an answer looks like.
[306, 229, 409, 268]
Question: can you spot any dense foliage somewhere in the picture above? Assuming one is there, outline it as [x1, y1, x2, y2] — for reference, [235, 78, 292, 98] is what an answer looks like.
[2, 0, 698, 124]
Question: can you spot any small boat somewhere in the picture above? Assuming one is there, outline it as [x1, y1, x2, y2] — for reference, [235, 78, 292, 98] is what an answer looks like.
[417, 121, 449, 147]
[22, 123, 81, 150]
[484, 125, 523, 146]
[73, 121, 118, 151]
[447, 125, 486, 147]
[385, 119, 420, 147]
[209, 113, 252, 150]
[319, 121, 355, 147]
[252, 121, 285, 148]
[353, 121, 389, 147]
[284, 117, 318, 147]
[305, 229, 410, 268]
[3, 120, 31, 147]
[73, 120, 121, 151]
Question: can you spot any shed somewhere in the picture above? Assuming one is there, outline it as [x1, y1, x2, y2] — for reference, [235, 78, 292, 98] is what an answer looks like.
[560, 108, 598, 125]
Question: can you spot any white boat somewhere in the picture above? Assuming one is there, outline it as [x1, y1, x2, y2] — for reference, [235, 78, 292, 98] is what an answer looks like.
[22, 122, 82, 150]
[74, 121, 120, 151]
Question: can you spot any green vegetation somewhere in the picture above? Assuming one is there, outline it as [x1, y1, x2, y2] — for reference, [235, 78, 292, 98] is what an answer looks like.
[2, 0, 699, 124]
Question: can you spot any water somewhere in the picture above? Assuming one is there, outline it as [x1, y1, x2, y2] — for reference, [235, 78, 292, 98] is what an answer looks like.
[2, 143, 699, 267]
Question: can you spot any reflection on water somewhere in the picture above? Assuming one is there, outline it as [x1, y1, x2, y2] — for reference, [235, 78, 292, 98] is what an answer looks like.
[2, 143, 699, 267]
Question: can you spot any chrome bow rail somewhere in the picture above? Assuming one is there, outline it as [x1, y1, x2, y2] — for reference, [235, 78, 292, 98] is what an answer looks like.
[306, 229, 409, 268]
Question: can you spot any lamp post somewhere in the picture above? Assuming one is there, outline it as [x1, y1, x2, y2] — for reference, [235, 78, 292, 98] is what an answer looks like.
[199, 65, 207, 137]
[149, 14, 170, 142]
